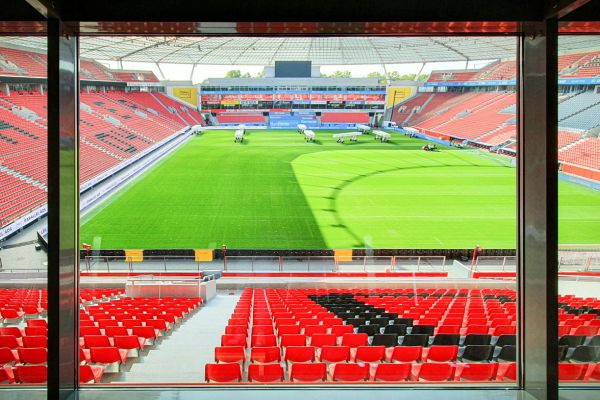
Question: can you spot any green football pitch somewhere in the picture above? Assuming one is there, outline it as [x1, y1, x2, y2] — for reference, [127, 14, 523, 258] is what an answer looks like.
[80, 129, 600, 250]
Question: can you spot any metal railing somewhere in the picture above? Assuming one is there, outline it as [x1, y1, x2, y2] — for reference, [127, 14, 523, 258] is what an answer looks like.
[80, 255, 447, 274]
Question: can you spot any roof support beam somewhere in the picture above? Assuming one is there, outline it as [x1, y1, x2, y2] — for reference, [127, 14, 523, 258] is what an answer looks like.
[25, 0, 59, 18]
[546, 0, 591, 19]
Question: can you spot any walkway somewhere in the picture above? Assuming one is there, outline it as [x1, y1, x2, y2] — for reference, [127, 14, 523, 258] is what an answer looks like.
[107, 292, 240, 383]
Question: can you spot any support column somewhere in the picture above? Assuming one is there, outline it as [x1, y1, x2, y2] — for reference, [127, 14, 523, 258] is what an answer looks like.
[518, 19, 558, 400]
[47, 18, 79, 400]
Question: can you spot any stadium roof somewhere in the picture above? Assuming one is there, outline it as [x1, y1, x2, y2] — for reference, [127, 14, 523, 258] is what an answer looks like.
[2, 36, 599, 65]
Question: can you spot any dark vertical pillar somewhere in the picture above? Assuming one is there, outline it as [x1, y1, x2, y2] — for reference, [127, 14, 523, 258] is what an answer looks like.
[518, 19, 559, 400]
[47, 18, 79, 400]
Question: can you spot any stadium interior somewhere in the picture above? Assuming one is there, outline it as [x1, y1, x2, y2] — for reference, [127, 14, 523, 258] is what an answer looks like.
[0, 8, 599, 400]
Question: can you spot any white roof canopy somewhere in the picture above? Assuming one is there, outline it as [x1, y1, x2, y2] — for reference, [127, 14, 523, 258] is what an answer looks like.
[1, 36, 598, 65]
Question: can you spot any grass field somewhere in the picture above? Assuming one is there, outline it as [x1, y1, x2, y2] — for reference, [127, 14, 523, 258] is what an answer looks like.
[80, 129, 600, 249]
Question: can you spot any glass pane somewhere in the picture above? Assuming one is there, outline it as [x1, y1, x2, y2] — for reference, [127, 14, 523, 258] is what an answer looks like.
[0, 33, 48, 387]
[77, 35, 518, 386]
[558, 34, 600, 387]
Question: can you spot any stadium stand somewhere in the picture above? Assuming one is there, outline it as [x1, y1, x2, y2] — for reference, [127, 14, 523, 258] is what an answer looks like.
[205, 287, 599, 383]
[0, 287, 203, 384]
[0, 89, 195, 228]
[216, 113, 265, 125]
[321, 112, 370, 124]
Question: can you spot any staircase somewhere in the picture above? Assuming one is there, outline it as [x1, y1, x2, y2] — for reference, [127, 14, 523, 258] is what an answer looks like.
[149, 92, 189, 125]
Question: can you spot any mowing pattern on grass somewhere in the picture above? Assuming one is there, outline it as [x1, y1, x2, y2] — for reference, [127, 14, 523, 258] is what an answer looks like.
[80, 130, 600, 249]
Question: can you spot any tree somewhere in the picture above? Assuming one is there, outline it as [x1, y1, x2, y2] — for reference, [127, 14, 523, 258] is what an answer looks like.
[366, 71, 430, 82]
[255, 70, 265, 78]
[322, 70, 352, 78]
[224, 70, 251, 78]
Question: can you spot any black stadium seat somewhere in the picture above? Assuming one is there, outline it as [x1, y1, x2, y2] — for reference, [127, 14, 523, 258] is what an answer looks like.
[401, 334, 429, 347]
[371, 334, 398, 347]
[461, 345, 494, 362]
[558, 335, 586, 348]
[432, 334, 460, 346]
[569, 345, 600, 363]
[496, 345, 517, 362]
[384, 324, 407, 336]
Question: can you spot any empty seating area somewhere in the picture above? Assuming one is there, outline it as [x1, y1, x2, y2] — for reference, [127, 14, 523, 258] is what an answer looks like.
[153, 92, 203, 125]
[0, 288, 48, 384]
[0, 287, 205, 384]
[0, 89, 195, 227]
[414, 92, 516, 139]
[320, 112, 370, 124]
[206, 288, 525, 383]
[216, 113, 265, 125]
[559, 137, 600, 171]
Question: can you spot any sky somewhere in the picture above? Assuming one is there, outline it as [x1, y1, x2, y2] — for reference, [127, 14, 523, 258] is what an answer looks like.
[101, 59, 497, 84]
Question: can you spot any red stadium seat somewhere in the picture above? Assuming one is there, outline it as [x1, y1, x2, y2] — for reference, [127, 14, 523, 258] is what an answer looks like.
[280, 334, 306, 347]
[79, 365, 105, 383]
[26, 319, 48, 328]
[14, 365, 47, 383]
[572, 326, 599, 336]
[248, 363, 284, 382]
[250, 346, 281, 363]
[277, 325, 301, 335]
[311, 334, 337, 348]
[22, 335, 47, 348]
[289, 362, 327, 382]
[226, 325, 248, 335]
[497, 363, 517, 381]
[559, 363, 588, 381]
[491, 325, 516, 336]
[319, 345, 351, 363]
[113, 335, 145, 356]
[354, 345, 386, 363]
[205, 363, 242, 383]
[424, 345, 458, 362]
[341, 333, 368, 348]
[331, 363, 369, 382]
[456, 363, 499, 382]
[0, 335, 20, 349]
[589, 363, 600, 381]
[251, 326, 274, 336]
[221, 334, 247, 347]
[0, 327, 22, 338]
[215, 346, 246, 364]
[251, 335, 277, 347]
[0, 366, 15, 384]
[84, 335, 111, 348]
[304, 325, 327, 336]
[415, 363, 455, 381]
[24, 327, 47, 337]
[17, 347, 47, 364]
[105, 326, 129, 337]
[0, 347, 17, 364]
[372, 363, 412, 382]
[331, 325, 354, 336]
[89, 347, 128, 373]
[284, 346, 315, 363]
[390, 346, 423, 363]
